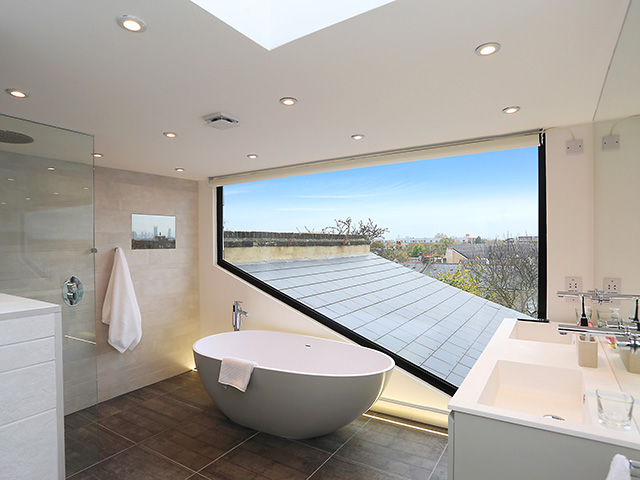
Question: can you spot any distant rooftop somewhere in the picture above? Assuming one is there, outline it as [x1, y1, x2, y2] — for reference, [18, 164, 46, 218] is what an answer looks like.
[447, 244, 492, 260]
[237, 253, 528, 388]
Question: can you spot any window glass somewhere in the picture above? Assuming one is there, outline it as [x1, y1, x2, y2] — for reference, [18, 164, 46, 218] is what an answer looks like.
[220, 146, 540, 388]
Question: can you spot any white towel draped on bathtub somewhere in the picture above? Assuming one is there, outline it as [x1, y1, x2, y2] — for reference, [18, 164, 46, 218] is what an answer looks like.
[101, 247, 142, 353]
[218, 357, 257, 392]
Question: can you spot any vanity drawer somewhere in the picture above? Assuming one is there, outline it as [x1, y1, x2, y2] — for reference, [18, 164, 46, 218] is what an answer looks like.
[0, 337, 55, 373]
[0, 313, 55, 346]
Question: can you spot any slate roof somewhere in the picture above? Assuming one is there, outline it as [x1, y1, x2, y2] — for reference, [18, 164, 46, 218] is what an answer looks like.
[236, 253, 529, 388]
[448, 244, 491, 259]
[423, 263, 459, 277]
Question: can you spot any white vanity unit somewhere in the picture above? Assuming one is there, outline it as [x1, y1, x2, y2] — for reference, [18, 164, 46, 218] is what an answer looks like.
[448, 318, 640, 480]
[0, 293, 64, 480]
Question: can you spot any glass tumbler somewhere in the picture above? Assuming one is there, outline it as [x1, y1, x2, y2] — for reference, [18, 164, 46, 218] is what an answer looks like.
[596, 389, 634, 430]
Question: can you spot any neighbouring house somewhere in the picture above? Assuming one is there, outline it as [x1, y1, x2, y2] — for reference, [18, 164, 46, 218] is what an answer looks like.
[445, 244, 492, 264]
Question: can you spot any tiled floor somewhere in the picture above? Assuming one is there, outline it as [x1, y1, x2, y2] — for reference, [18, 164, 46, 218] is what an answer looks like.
[65, 371, 448, 480]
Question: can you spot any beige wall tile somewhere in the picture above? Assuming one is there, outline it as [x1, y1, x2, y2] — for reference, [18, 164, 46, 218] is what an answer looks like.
[94, 167, 199, 402]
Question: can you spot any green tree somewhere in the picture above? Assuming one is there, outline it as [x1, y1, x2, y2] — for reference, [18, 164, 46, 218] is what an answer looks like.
[407, 244, 427, 257]
[371, 240, 409, 262]
[436, 267, 485, 297]
[434, 237, 457, 257]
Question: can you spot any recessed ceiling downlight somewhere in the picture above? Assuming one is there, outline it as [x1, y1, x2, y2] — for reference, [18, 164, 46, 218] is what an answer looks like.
[475, 42, 501, 56]
[351, 134, 365, 140]
[163, 132, 177, 138]
[93, 153, 103, 158]
[5, 89, 28, 98]
[279, 97, 297, 106]
[175, 167, 185, 172]
[502, 106, 520, 114]
[247, 154, 259, 159]
[117, 15, 147, 33]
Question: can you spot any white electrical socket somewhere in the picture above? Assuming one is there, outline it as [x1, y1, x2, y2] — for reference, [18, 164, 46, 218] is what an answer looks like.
[604, 277, 621, 294]
[565, 276, 582, 293]
[566, 139, 584, 155]
[602, 134, 620, 151]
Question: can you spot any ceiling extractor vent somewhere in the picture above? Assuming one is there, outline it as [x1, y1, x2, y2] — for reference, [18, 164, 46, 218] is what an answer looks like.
[204, 112, 240, 130]
[0, 130, 34, 144]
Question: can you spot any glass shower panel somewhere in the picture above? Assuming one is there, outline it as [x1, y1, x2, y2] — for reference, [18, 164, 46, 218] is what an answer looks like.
[0, 113, 96, 417]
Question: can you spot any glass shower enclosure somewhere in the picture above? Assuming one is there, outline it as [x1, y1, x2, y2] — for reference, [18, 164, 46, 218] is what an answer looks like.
[0, 113, 97, 475]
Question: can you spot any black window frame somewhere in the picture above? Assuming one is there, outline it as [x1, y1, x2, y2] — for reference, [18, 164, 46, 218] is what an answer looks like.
[216, 138, 548, 397]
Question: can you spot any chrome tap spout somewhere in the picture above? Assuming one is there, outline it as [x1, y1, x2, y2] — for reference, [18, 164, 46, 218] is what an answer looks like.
[232, 300, 249, 331]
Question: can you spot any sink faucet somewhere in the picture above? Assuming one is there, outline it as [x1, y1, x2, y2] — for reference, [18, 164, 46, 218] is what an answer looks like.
[232, 301, 249, 331]
[557, 323, 640, 351]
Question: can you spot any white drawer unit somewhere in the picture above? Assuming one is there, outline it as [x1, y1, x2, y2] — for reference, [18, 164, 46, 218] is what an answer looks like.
[0, 293, 64, 480]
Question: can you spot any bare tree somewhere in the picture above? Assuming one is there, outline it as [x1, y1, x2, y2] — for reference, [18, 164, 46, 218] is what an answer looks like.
[322, 217, 389, 242]
[463, 241, 539, 316]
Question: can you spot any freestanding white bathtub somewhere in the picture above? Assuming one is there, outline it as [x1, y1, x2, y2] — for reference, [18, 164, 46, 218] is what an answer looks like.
[193, 330, 394, 439]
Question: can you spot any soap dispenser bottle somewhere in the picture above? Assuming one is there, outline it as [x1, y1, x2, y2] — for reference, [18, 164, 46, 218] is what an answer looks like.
[609, 307, 622, 328]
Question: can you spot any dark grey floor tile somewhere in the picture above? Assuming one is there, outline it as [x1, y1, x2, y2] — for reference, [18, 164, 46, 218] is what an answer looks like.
[166, 380, 216, 410]
[362, 417, 448, 452]
[99, 403, 183, 443]
[70, 446, 194, 480]
[297, 416, 369, 453]
[199, 433, 330, 480]
[67, 470, 102, 480]
[198, 459, 272, 480]
[335, 418, 447, 479]
[200, 403, 228, 420]
[98, 388, 160, 418]
[65, 424, 134, 476]
[143, 371, 199, 395]
[173, 411, 256, 449]
[65, 410, 96, 431]
[140, 414, 256, 471]
[141, 394, 203, 420]
[309, 456, 404, 480]
[428, 446, 448, 480]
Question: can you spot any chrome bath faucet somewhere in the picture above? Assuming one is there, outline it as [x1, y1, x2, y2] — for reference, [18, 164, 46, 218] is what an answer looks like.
[232, 300, 249, 331]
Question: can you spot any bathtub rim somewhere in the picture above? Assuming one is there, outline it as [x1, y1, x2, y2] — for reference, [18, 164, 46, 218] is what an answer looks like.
[193, 330, 395, 378]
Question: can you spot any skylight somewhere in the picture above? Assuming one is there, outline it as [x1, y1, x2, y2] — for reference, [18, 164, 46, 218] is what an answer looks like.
[190, 0, 395, 51]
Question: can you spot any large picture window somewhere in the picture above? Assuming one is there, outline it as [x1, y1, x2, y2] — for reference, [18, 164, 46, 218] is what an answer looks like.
[217, 140, 545, 395]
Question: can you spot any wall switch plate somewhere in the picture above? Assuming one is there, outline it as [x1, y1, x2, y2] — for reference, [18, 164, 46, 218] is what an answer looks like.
[602, 134, 620, 151]
[604, 277, 621, 294]
[565, 276, 582, 295]
[566, 139, 584, 155]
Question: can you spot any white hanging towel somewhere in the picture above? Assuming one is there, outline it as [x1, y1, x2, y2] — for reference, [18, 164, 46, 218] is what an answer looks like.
[101, 247, 142, 353]
[218, 357, 257, 392]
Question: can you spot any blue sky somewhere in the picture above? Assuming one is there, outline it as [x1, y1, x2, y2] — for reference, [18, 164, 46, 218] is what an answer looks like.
[224, 147, 538, 240]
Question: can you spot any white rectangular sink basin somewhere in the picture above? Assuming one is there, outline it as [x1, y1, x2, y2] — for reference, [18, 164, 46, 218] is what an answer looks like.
[509, 320, 573, 344]
[477, 360, 590, 424]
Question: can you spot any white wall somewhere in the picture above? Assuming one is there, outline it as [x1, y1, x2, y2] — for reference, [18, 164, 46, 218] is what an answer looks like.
[546, 124, 595, 320]
[546, 116, 640, 321]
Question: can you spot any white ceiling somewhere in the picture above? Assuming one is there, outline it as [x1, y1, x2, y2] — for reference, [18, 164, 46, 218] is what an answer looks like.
[0, 0, 634, 181]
